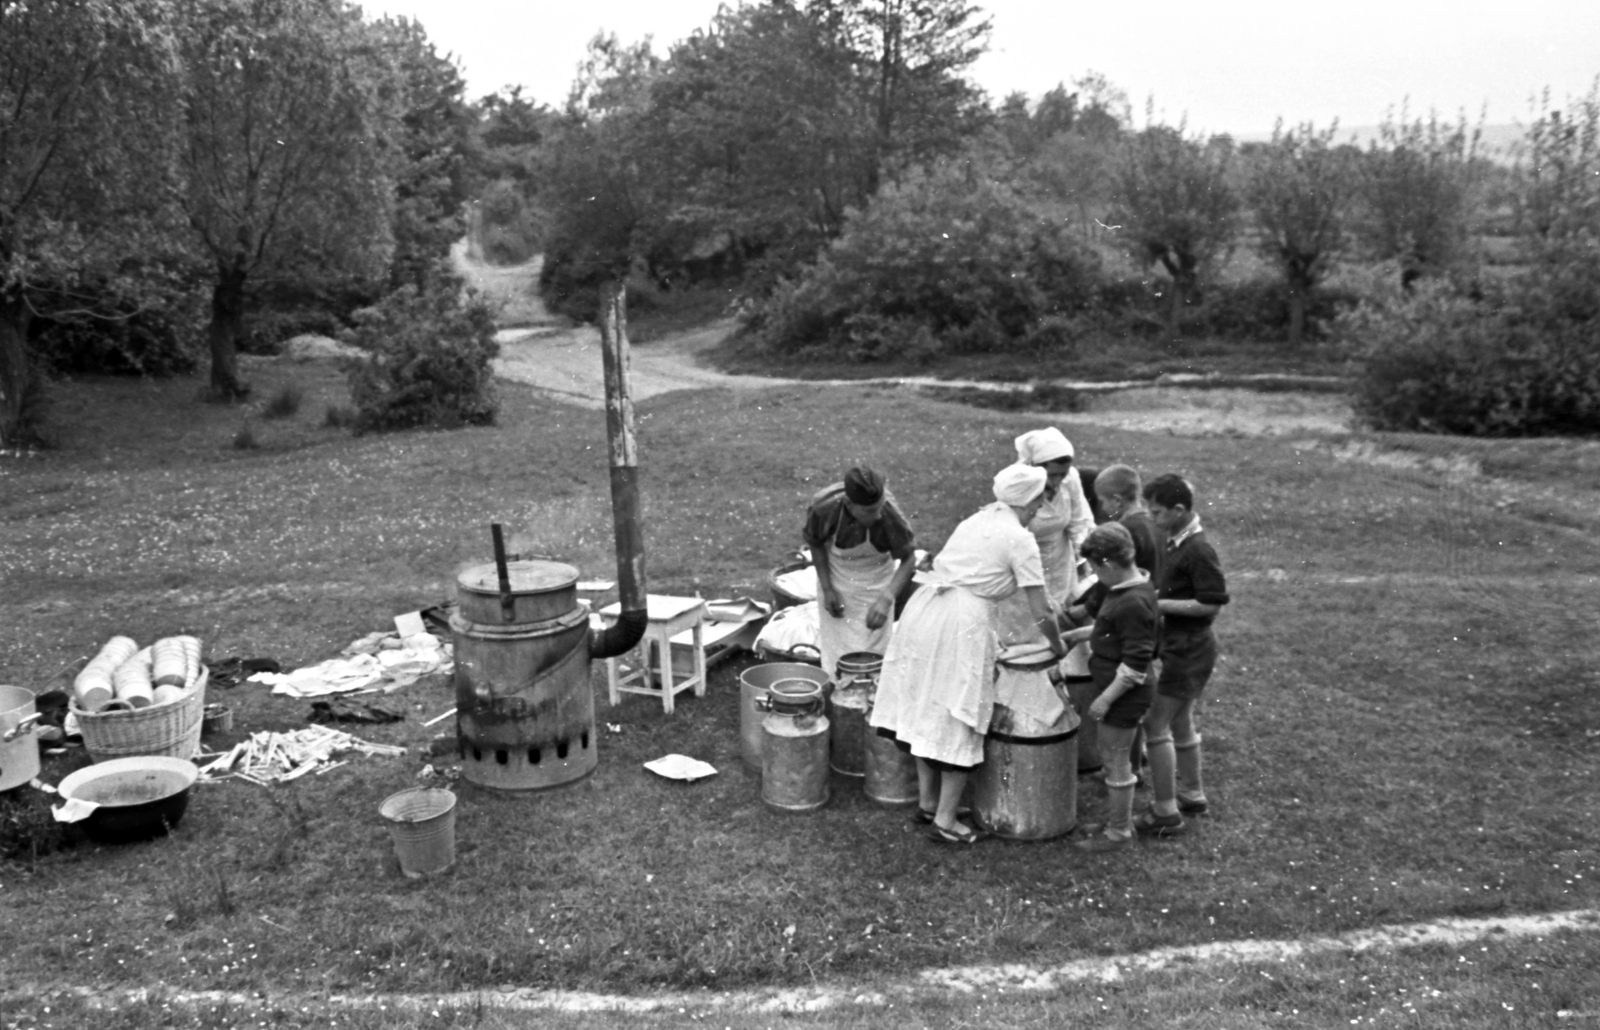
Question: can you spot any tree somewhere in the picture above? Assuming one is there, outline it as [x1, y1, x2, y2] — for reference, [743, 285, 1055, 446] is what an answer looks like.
[175, 0, 394, 399]
[366, 16, 481, 293]
[0, 0, 184, 446]
[1516, 78, 1600, 322]
[536, 34, 661, 318]
[1356, 107, 1482, 290]
[1111, 124, 1241, 327]
[809, 0, 991, 191]
[1246, 121, 1357, 344]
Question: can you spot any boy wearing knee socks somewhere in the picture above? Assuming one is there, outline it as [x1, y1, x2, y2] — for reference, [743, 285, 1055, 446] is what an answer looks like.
[1066, 522, 1159, 853]
[1137, 473, 1230, 835]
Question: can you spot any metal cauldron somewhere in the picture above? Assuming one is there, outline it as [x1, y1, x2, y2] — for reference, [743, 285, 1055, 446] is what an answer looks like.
[452, 559, 598, 791]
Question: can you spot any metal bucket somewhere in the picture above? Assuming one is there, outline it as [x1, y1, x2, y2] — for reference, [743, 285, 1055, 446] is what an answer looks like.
[380, 787, 457, 877]
[452, 560, 597, 792]
[863, 727, 918, 806]
[1, 685, 41, 793]
[760, 679, 830, 813]
[972, 702, 1079, 841]
[739, 663, 830, 770]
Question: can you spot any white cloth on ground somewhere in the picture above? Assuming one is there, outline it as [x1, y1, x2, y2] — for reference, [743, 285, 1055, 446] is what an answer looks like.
[253, 632, 453, 698]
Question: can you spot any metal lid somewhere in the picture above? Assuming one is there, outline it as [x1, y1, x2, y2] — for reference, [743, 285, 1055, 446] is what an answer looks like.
[458, 559, 580, 595]
[767, 678, 825, 715]
[996, 642, 1060, 671]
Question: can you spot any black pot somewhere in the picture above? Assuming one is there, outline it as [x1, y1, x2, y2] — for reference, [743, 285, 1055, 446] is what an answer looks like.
[81, 788, 191, 844]
[57, 756, 197, 845]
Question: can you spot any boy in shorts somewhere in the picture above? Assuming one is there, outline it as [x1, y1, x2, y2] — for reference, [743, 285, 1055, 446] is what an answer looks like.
[1065, 522, 1159, 854]
[1136, 473, 1230, 836]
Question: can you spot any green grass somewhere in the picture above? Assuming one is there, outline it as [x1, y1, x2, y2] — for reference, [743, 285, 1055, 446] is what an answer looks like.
[2, 358, 1599, 1005]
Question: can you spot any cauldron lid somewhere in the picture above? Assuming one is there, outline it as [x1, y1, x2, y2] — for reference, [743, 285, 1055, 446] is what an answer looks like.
[459, 559, 580, 595]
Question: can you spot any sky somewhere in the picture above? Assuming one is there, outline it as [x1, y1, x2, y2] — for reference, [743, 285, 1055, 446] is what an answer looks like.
[374, 0, 1600, 138]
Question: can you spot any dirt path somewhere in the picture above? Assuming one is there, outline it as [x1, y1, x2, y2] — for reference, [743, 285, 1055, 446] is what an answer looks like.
[494, 319, 794, 406]
[493, 320, 1354, 436]
[460, 245, 1354, 435]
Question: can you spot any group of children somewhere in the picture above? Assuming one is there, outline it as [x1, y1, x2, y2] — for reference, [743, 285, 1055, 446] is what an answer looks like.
[1063, 467, 1230, 854]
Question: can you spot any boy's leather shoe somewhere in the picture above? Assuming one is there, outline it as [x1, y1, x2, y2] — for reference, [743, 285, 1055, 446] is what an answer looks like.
[1133, 810, 1187, 836]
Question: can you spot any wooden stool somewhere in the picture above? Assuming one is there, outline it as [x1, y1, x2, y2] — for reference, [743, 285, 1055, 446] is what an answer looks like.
[600, 596, 708, 714]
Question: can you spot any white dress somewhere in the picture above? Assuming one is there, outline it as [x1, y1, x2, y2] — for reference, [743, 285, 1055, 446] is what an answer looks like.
[869, 503, 1045, 767]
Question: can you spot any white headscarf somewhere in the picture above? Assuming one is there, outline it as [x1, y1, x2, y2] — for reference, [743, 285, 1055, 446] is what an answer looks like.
[992, 463, 1047, 507]
[1014, 427, 1074, 466]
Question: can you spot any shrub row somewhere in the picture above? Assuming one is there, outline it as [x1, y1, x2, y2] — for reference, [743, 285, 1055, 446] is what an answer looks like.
[740, 166, 1365, 363]
[1342, 273, 1600, 436]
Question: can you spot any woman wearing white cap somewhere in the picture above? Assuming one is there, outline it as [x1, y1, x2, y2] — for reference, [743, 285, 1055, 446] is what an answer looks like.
[1000, 427, 1093, 635]
[870, 464, 1067, 844]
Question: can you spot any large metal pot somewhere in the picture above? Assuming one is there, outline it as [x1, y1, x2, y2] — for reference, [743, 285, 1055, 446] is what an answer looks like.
[1, 685, 41, 793]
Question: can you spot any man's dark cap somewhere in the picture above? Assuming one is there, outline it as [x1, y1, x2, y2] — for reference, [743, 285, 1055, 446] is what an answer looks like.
[843, 466, 885, 505]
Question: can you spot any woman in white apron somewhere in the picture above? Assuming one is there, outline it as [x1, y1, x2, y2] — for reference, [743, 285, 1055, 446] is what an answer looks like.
[997, 427, 1093, 644]
[870, 464, 1066, 844]
[802, 466, 917, 681]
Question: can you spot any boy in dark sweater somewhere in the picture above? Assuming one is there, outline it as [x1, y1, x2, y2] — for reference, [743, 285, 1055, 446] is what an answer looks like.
[1136, 473, 1230, 836]
[1064, 522, 1160, 854]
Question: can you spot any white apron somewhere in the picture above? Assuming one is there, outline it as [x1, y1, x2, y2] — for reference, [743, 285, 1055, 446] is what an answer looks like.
[818, 537, 895, 681]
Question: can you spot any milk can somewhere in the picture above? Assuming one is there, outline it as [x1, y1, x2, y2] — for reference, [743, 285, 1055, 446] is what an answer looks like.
[972, 652, 1080, 840]
[738, 662, 830, 770]
[827, 651, 881, 777]
[759, 678, 830, 813]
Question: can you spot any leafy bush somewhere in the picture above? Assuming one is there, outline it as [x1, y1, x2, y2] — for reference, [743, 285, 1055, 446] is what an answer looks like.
[241, 307, 349, 356]
[745, 164, 1103, 360]
[1341, 282, 1600, 436]
[261, 383, 303, 420]
[31, 306, 199, 376]
[1201, 279, 1363, 342]
[342, 285, 500, 433]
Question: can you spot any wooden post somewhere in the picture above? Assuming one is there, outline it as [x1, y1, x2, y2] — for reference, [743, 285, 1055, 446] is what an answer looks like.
[598, 279, 648, 615]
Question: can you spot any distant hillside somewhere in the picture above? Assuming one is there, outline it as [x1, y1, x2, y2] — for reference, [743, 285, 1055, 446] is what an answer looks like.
[1235, 122, 1528, 159]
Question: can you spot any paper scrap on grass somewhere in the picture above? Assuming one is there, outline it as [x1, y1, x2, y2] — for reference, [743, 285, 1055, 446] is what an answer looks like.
[643, 754, 718, 782]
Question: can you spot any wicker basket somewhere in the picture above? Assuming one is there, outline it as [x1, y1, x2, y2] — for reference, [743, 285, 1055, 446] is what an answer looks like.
[72, 667, 208, 763]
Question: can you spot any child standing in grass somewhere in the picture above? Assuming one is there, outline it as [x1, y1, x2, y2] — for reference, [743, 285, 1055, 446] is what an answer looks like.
[1065, 522, 1159, 854]
[1136, 473, 1230, 836]
[1067, 465, 1165, 780]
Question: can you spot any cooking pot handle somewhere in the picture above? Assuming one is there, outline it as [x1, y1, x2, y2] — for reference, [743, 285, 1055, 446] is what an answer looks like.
[2, 712, 40, 742]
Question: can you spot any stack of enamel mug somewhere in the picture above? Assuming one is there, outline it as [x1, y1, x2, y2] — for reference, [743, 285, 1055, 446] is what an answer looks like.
[70, 635, 208, 762]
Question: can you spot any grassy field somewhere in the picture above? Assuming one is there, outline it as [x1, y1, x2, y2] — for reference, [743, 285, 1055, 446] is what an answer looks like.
[2, 353, 1599, 1024]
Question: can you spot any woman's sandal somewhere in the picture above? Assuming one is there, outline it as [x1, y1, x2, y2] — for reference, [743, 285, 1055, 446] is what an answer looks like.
[924, 821, 986, 845]
[912, 806, 971, 825]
